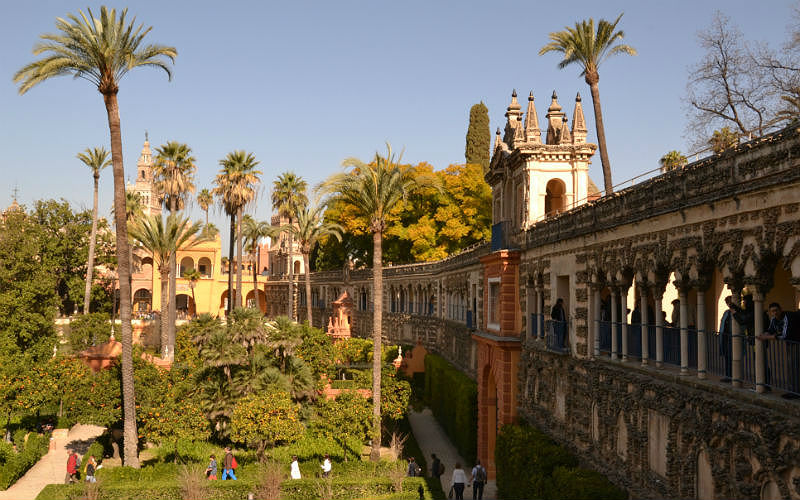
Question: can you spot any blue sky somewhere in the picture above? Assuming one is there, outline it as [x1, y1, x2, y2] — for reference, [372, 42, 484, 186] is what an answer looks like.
[0, 0, 794, 234]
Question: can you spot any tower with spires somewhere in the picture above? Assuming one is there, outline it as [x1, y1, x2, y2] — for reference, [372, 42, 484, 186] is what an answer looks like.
[127, 133, 162, 216]
[486, 89, 598, 233]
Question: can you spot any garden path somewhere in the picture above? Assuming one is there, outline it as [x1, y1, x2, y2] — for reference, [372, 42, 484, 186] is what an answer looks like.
[409, 408, 496, 500]
[0, 423, 105, 500]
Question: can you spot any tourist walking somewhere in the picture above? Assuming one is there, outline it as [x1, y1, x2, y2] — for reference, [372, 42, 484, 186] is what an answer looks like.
[450, 462, 467, 500]
[471, 460, 487, 500]
[407, 456, 421, 477]
[321, 454, 331, 478]
[431, 453, 443, 479]
[205, 454, 217, 480]
[221, 447, 237, 480]
[84, 455, 97, 483]
[290, 455, 301, 479]
[719, 296, 733, 382]
[65, 450, 80, 484]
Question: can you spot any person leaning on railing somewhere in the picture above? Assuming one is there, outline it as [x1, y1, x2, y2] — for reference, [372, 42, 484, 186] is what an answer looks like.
[757, 302, 800, 399]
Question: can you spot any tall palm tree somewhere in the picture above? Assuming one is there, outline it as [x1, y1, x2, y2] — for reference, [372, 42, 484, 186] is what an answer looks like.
[213, 151, 261, 314]
[128, 213, 205, 357]
[272, 172, 308, 321]
[242, 215, 275, 308]
[77, 147, 110, 314]
[197, 188, 213, 226]
[15, 7, 177, 467]
[539, 13, 636, 195]
[321, 144, 437, 461]
[284, 201, 342, 325]
[153, 141, 196, 359]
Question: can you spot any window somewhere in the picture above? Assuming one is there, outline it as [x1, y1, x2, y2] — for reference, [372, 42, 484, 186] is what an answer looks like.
[488, 278, 501, 330]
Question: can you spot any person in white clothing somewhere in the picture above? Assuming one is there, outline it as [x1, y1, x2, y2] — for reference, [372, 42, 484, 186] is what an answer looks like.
[321, 454, 332, 478]
[451, 462, 467, 500]
[290, 455, 301, 479]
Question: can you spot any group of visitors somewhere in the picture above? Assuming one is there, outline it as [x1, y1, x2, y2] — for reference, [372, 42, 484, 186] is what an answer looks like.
[718, 297, 800, 399]
[413, 453, 487, 500]
[205, 450, 332, 480]
[65, 450, 97, 484]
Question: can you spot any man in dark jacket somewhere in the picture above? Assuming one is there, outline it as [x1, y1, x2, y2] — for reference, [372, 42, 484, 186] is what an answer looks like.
[758, 302, 800, 399]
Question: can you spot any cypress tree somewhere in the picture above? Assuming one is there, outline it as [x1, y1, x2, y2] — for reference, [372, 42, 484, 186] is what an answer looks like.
[465, 102, 491, 173]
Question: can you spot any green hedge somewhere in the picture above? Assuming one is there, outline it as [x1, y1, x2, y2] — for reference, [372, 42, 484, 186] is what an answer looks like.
[37, 476, 438, 500]
[0, 432, 50, 490]
[495, 424, 626, 500]
[423, 354, 477, 463]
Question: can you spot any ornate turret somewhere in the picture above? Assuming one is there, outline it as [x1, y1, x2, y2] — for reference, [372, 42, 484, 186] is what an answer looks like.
[494, 127, 504, 151]
[504, 90, 525, 147]
[524, 91, 541, 144]
[571, 93, 588, 144]
[559, 116, 572, 144]
[545, 91, 567, 145]
[128, 132, 161, 216]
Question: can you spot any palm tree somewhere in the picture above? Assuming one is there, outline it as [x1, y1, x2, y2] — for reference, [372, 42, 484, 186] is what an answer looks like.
[128, 213, 205, 357]
[321, 144, 437, 461]
[118, 191, 144, 223]
[213, 151, 261, 314]
[153, 141, 196, 359]
[539, 14, 636, 195]
[709, 127, 739, 154]
[272, 172, 308, 321]
[77, 147, 110, 314]
[183, 269, 202, 318]
[659, 150, 688, 172]
[197, 188, 213, 226]
[284, 201, 342, 325]
[15, 7, 176, 467]
[242, 215, 275, 308]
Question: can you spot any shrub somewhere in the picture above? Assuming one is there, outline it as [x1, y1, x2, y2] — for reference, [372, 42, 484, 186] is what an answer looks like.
[423, 354, 477, 463]
[0, 432, 49, 490]
[65, 313, 112, 353]
[230, 391, 304, 459]
[546, 466, 628, 500]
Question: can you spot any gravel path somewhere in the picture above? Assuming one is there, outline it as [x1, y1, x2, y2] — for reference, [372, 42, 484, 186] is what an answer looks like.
[0, 424, 105, 500]
[408, 408, 496, 500]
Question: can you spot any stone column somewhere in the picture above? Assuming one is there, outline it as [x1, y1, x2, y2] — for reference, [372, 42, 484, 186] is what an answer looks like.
[696, 288, 707, 380]
[538, 289, 545, 339]
[655, 292, 664, 368]
[679, 289, 690, 375]
[620, 285, 629, 362]
[611, 287, 619, 361]
[753, 291, 766, 393]
[730, 288, 743, 388]
[640, 284, 649, 366]
[587, 284, 594, 359]
[593, 284, 602, 358]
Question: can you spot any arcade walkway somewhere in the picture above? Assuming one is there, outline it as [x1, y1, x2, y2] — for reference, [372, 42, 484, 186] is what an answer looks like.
[409, 408, 497, 500]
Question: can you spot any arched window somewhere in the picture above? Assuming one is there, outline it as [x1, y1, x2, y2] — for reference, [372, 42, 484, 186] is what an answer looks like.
[179, 256, 194, 277]
[198, 257, 212, 277]
[133, 289, 152, 313]
[294, 260, 301, 275]
[545, 179, 567, 216]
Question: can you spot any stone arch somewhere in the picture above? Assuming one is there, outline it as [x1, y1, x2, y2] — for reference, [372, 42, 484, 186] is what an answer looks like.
[293, 260, 301, 275]
[399, 286, 407, 313]
[616, 411, 628, 461]
[220, 290, 236, 310]
[545, 178, 566, 216]
[179, 256, 194, 277]
[198, 257, 212, 277]
[245, 289, 267, 313]
[140, 256, 153, 277]
[696, 448, 714, 500]
[133, 288, 152, 313]
[175, 293, 195, 318]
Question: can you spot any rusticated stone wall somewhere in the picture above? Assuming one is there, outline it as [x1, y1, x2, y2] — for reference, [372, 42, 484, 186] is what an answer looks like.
[519, 347, 800, 499]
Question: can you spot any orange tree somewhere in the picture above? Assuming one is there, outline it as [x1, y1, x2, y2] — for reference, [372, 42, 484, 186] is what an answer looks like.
[138, 398, 210, 461]
[229, 391, 303, 460]
[312, 391, 372, 461]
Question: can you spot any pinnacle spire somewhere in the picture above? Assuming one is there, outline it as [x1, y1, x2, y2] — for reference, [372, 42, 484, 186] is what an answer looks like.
[524, 90, 541, 144]
[571, 92, 587, 144]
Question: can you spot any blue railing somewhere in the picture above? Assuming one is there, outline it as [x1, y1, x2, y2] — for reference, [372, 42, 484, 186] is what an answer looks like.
[491, 220, 513, 251]
[466, 310, 474, 329]
[546, 319, 569, 353]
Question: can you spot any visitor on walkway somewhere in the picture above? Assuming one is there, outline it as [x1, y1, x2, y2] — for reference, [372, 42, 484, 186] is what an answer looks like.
[290, 455, 301, 479]
[719, 296, 734, 382]
[431, 453, 443, 479]
[551, 298, 567, 347]
[758, 302, 800, 399]
[84, 455, 97, 483]
[407, 457, 421, 477]
[450, 462, 466, 500]
[321, 454, 331, 478]
[221, 447, 237, 480]
[471, 460, 487, 500]
[205, 454, 217, 480]
[65, 450, 80, 484]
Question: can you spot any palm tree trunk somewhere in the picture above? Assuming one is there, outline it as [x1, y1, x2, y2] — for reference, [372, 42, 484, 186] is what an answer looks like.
[227, 213, 235, 315]
[83, 175, 100, 314]
[304, 252, 312, 326]
[168, 199, 177, 359]
[287, 219, 294, 321]
[370, 230, 383, 462]
[160, 270, 169, 357]
[252, 247, 259, 311]
[236, 207, 243, 308]
[103, 91, 139, 468]
[588, 81, 613, 195]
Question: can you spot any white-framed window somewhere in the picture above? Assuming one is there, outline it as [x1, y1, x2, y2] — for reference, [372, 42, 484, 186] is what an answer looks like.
[487, 277, 501, 330]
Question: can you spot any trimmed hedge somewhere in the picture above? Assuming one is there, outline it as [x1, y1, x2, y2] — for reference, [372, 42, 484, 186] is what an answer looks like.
[0, 432, 50, 490]
[495, 424, 626, 500]
[423, 354, 477, 463]
[37, 476, 437, 500]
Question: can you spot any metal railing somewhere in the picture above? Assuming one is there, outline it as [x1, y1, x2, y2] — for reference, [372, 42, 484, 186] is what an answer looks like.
[545, 319, 569, 353]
